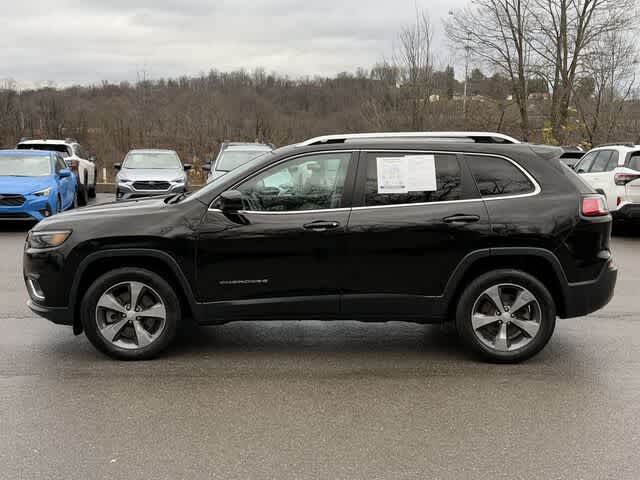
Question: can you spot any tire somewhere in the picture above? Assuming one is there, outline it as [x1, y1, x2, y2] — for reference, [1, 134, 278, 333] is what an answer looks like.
[88, 171, 96, 198]
[54, 196, 61, 215]
[77, 174, 89, 206]
[81, 268, 180, 360]
[455, 269, 556, 363]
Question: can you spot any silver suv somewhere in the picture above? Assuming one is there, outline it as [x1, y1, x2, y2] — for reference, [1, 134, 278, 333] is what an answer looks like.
[114, 149, 191, 201]
[204, 142, 272, 182]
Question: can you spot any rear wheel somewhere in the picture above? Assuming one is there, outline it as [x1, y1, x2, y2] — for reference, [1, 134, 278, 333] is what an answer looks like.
[455, 269, 556, 363]
[88, 170, 96, 198]
[81, 268, 180, 360]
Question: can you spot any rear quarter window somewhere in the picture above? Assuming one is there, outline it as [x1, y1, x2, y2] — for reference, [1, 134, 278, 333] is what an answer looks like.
[465, 155, 535, 197]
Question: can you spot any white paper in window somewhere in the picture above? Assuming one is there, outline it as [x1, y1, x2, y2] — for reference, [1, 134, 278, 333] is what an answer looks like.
[406, 155, 437, 192]
[376, 157, 408, 194]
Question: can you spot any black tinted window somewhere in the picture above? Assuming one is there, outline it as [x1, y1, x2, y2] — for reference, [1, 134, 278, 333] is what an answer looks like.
[467, 155, 534, 197]
[364, 153, 462, 206]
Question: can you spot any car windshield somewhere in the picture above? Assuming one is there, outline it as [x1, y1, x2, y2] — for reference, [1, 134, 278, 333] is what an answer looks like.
[17, 143, 70, 156]
[217, 150, 269, 172]
[0, 155, 51, 176]
[124, 152, 181, 169]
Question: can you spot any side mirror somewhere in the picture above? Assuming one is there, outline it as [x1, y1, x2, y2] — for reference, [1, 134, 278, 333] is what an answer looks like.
[89, 155, 97, 163]
[183, 164, 193, 171]
[576, 168, 585, 174]
[114, 163, 122, 170]
[219, 190, 244, 212]
[201, 163, 211, 172]
[59, 168, 72, 178]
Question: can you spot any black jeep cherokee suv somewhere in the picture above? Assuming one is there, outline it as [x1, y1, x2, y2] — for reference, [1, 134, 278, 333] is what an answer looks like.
[24, 132, 617, 362]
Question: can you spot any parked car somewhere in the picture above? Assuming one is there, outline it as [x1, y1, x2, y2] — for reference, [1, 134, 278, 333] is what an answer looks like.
[574, 143, 640, 222]
[558, 146, 584, 169]
[114, 149, 192, 201]
[0, 149, 77, 221]
[24, 131, 616, 362]
[203, 142, 272, 182]
[17, 138, 96, 206]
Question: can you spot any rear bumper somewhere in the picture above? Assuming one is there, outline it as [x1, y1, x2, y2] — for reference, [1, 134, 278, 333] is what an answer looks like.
[612, 203, 640, 221]
[27, 300, 72, 326]
[562, 259, 617, 318]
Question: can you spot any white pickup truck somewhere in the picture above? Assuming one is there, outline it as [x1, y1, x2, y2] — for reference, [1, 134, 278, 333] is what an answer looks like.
[17, 138, 97, 205]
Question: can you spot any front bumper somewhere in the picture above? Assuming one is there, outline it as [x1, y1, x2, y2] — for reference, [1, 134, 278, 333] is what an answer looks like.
[612, 203, 640, 221]
[116, 183, 186, 201]
[0, 195, 54, 221]
[27, 300, 72, 326]
[562, 259, 617, 318]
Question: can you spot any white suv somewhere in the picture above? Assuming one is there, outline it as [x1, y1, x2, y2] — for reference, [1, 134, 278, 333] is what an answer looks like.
[17, 138, 97, 205]
[574, 144, 640, 222]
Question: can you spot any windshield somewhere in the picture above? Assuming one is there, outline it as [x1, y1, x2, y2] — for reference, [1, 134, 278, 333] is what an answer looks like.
[124, 152, 182, 169]
[217, 150, 269, 172]
[0, 155, 51, 176]
[17, 144, 70, 156]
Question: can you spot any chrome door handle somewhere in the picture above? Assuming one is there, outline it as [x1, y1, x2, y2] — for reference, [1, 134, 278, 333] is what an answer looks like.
[303, 221, 340, 232]
[443, 214, 480, 224]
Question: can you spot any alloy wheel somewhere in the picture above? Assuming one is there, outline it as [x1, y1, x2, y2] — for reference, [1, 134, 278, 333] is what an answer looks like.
[95, 281, 167, 350]
[470, 283, 542, 352]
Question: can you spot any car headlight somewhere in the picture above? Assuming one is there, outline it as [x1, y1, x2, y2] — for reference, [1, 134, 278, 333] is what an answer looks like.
[27, 230, 72, 249]
[32, 188, 51, 197]
[171, 177, 186, 183]
[118, 177, 131, 183]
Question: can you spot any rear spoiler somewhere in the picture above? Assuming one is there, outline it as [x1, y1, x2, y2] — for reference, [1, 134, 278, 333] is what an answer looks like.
[529, 144, 564, 161]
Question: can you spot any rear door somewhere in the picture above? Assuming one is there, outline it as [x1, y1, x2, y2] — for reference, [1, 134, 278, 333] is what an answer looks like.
[54, 154, 74, 208]
[342, 150, 490, 319]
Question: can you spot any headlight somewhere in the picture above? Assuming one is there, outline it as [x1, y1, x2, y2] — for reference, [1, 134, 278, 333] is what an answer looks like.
[171, 177, 185, 183]
[118, 177, 131, 183]
[27, 230, 72, 249]
[32, 188, 51, 197]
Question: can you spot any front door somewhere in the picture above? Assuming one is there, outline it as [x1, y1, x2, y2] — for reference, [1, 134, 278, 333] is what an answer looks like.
[196, 151, 356, 321]
[343, 150, 490, 320]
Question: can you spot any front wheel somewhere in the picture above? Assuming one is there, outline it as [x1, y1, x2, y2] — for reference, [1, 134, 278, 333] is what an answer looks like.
[455, 269, 556, 363]
[81, 268, 180, 360]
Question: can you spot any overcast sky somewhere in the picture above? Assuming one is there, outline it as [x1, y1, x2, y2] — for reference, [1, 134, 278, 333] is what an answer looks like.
[0, 0, 466, 87]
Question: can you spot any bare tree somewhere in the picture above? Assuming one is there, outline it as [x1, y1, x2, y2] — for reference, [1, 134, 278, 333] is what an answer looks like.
[574, 29, 638, 145]
[445, 0, 533, 140]
[394, 8, 436, 130]
[529, 0, 638, 143]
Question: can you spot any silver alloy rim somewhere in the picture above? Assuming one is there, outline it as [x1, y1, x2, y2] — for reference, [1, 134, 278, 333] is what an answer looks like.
[95, 281, 167, 350]
[471, 283, 542, 352]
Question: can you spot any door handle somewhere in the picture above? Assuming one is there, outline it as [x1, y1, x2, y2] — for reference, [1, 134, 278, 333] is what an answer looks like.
[443, 214, 480, 224]
[303, 221, 340, 232]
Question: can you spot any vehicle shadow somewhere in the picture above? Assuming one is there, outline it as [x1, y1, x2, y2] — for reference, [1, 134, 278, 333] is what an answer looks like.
[612, 222, 640, 238]
[0, 220, 36, 234]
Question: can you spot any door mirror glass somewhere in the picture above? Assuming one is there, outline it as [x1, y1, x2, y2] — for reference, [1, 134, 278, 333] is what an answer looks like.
[219, 190, 244, 212]
[113, 163, 122, 170]
[201, 163, 211, 172]
[59, 168, 72, 178]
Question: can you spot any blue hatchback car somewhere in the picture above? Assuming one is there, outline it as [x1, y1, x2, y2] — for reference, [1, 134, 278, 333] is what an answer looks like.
[0, 150, 77, 221]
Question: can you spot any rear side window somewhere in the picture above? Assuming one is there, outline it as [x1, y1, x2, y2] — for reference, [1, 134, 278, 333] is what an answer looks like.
[363, 153, 463, 206]
[628, 153, 640, 171]
[590, 151, 617, 173]
[466, 155, 535, 197]
[576, 152, 597, 173]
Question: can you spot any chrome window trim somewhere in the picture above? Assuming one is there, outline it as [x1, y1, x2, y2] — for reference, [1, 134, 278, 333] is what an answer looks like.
[206, 149, 541, 213]
[208, 150, 356, 212]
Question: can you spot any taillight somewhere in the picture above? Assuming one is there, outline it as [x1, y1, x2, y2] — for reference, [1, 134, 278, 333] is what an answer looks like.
[581, 195, 609, 217]
[614, 172, 640, 185]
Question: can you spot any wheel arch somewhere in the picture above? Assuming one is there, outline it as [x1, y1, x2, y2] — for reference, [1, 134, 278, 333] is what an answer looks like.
[444, 248, 569, 321]
[70, 249, 198, 335]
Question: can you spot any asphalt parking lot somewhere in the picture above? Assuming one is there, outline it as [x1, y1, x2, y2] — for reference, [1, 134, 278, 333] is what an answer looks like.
[1, 194, 639, 479]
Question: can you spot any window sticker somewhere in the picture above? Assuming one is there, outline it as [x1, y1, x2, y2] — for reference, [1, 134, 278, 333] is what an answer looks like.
[376, 155, 437, 194]
[376, 157, 408, 194]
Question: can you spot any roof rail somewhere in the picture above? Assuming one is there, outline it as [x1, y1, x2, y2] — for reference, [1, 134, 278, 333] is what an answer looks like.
[596, 142, 637, 148]
[298, 131, 520, 146]
[64, 137, 78, 144]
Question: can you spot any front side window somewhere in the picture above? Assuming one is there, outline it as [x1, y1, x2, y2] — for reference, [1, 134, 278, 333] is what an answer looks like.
[0, 155, 52, 176]
[236, 152, 351, 212]
[589, 151, 614, 173]
[466, 155, 535, 197]
[364, 153, 463, 206]
[576, 152, 597, 173]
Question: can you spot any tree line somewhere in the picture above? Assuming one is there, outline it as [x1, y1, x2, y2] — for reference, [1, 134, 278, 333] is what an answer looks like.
[1, 0, 639, 182]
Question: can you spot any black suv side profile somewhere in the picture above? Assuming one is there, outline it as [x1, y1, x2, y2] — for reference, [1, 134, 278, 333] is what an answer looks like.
[23, 132, 617, 362]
